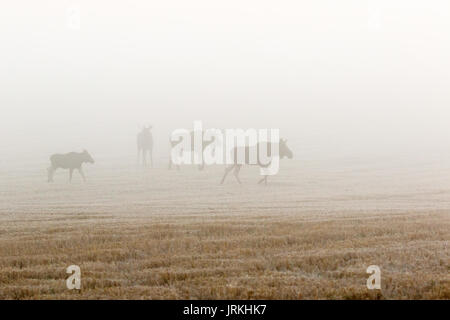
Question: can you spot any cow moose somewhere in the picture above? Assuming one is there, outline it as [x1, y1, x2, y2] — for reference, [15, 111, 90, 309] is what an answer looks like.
[137, 126, 154, 167]
[47, 150, 95, 183]
[220, 139, 293, 185]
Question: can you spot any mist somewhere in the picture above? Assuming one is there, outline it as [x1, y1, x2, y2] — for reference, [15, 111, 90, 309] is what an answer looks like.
[1, 0, 449, 167]
[1, 1, 450, 301]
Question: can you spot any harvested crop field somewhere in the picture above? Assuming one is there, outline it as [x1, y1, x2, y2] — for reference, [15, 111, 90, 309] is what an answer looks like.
[0, 158, 449, 299]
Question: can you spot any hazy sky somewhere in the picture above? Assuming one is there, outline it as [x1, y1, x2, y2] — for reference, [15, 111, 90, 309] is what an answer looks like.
[1, 1, 449, 163]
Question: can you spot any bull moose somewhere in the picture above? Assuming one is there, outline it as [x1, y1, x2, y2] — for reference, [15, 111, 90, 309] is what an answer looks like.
[47, 150, 95, 182]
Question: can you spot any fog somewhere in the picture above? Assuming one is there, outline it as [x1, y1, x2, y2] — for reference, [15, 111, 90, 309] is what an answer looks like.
[1, 0, 449, 167]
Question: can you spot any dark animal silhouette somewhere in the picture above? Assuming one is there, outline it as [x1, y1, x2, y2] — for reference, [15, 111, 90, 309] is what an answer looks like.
[169, 131, 216, 171]
[137, 126, 154, 167]
[47, 150, 95, 182]
[220, 139, 293, 185]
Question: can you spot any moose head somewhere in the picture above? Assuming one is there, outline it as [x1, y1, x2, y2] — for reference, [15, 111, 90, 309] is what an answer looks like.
[83, 150, 95, 164]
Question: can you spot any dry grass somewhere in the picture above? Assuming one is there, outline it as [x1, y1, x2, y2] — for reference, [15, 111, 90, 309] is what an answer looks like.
[0, 159, 449, 299]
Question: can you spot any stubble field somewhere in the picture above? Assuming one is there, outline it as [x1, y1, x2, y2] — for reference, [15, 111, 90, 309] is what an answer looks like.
[0, 157, 448, 299]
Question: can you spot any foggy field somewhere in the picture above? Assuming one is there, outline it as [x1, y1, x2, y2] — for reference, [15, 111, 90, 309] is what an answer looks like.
[0, 158, 448, 300]
[2, 0, 450, 303]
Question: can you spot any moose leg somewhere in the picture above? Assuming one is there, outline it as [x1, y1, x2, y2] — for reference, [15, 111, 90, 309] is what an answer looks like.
[220, 165, 235, 184]
[149, 150, 153, 168]
[78, 168, 86, 182]
[69, 168, 74, 182]
[142, 150, 147, 167]
[47, 167, 55, 182]
[169, 159, 180, 170]
[233, 165, 242, 184]
[258, 175, 268, 185]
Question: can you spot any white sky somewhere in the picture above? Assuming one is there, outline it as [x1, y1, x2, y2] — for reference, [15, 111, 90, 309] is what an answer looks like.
[0, 1, 449, 163]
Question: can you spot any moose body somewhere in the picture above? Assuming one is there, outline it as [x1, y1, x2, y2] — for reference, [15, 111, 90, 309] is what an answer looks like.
[220, 139, 293, 185]
[47, 150, 94, 182]
[137, 126, 154, 167]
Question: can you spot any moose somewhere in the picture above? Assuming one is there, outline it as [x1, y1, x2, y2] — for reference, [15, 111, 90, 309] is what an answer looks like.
[220, 139, 293, 185]
[137, 126, 154, 167]
[47, 150, 95, 183]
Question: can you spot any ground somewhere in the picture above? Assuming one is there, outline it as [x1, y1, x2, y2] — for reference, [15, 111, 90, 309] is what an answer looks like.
[0, 158, 448, 299]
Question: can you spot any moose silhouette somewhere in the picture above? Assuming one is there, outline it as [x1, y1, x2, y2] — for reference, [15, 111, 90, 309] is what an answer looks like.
[137, 126, 154, 167]
[47, 150, 95, 183]
[220, 139, 293, 185]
